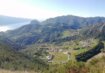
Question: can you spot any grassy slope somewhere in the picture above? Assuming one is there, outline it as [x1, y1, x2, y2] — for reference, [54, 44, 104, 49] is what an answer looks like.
[0, 42, 48, 72]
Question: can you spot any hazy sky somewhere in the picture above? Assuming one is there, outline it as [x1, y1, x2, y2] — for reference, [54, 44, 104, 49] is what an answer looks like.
[0, 0, 105, 20]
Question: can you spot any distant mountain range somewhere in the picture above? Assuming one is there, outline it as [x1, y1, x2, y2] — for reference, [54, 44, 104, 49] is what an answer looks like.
[0, 15, 32, 31]
[1, 15, 105, 47]
[0, 15, 31, 25]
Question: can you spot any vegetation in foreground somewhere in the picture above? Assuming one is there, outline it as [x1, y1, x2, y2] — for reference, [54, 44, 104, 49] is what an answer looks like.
[0, 42, 48, 73]
[44, 55, 105, 73]
[0, 69, 37, 73]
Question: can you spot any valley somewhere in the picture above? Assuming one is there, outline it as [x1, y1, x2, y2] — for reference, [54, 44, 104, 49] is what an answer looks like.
[0, 15, 105, 73]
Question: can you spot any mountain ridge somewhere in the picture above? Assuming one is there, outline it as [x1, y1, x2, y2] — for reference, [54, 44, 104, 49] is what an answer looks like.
[1, 15, 105, 46]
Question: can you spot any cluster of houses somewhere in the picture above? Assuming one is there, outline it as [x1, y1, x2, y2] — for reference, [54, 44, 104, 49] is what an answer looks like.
[46, 47, 71, 62]
[46, 47, 62, 52]
[46, 47, 70, 53]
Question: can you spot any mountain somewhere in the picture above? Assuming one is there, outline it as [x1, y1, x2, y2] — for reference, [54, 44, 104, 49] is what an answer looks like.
[43, 15, 105, 29]
[83, 22, 105, 40]
[3, 20, 41, 46]
[3, 15, 105, 46]
[0, 36, 21, 50]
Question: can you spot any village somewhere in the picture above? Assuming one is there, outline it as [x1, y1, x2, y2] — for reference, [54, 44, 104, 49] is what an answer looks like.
[42, 39, 103, 64]
[46, 47, 71, 64]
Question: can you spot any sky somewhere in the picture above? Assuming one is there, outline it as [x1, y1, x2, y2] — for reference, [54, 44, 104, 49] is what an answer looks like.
[0, 0, 105, 20]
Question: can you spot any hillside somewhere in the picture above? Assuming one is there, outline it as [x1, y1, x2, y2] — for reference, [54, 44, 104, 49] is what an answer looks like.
[82, 22, 105, 40]
[0, 42, 48, 72]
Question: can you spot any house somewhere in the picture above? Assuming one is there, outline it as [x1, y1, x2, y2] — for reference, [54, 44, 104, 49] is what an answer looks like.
[46, 55, 54, 61]
[59, 49, 63, 52]
[63, 51, 68, 54]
